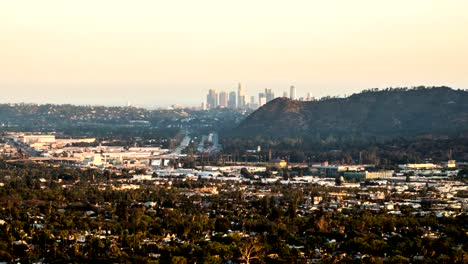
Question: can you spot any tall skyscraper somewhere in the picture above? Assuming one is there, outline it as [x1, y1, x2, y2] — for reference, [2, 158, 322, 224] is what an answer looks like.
[218, 91, 228, 108]
[228, 91, 237, 109]
[206, 89, 218, 109]
[237, 83, 244, 108]
[258, 92, 265, 105]
[265, 88, 275, 102]
[290, 85, 296, 100]
[239, 95, 246, 109]
[249, 95, 259, 109]
[259, 92, 267, 107]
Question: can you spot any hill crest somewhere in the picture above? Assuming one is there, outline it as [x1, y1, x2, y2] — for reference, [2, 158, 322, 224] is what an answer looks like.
[234, 86, 468, 139]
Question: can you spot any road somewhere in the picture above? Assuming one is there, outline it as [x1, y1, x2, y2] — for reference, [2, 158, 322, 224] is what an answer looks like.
[172, 135, 191, 155]
[4, 136, 41, 157]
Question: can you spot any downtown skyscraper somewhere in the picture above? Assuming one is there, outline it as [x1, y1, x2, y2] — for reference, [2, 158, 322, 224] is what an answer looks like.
[290, 85, 296, 100]
[237, 83, 246, 108]
[228, 91, 237, 109]
[218, 91, 228, 108]
[206, 89, 218, 109]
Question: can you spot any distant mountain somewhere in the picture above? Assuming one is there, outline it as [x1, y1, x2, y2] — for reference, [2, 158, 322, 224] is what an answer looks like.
[233, 87, 468, 139]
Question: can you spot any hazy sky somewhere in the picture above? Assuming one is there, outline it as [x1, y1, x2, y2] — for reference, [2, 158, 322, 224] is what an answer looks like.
[1, 0, 468, 107]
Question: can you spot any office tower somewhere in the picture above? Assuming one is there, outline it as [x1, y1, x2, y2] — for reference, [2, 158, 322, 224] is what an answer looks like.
[258, 93, 266, 106]
[259, 93, 267, 107]
[237, 83, 244, 108]
[219, 91, 228, 108]
[283, 91, 288, 98]
[249, 95, 259, 109]
[306, 92, 311, 101]
[228, 91, 237, 109]
[206, 89, 217, 109]
[239, 95, 246, 108]
[265, 88, 275, 102]
[290, 85, 296, 100]
[206, 93, 211, 109]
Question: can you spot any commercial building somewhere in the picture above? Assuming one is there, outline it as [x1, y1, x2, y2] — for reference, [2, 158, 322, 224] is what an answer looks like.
[344, 170, 394, 181]
[237, 83, 245, 108]
[206, 89, 218, 109]
[258, 93, 267, 107]
[310, 164, 365, 177]
[218, 91, 228, 108]
[228, 91, 237, 109]
[265, 89, 275, 102]
[398, 163, 440, 170]
[290, 85, 296, 100]
[22, 135, 56, 144]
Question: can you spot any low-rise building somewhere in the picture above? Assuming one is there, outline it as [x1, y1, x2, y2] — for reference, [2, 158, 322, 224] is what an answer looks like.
[344, 170, 394, 180]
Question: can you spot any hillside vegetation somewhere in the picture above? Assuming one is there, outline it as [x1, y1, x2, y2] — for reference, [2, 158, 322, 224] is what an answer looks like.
[235, 86, 468, 139]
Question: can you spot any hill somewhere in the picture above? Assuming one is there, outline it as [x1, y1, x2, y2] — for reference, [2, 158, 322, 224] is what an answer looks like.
[234, 86, 468, 139]
[0, 103, 246, 140]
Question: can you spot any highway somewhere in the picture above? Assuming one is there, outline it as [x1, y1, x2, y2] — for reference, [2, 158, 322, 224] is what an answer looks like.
[172, 135, 191, 155]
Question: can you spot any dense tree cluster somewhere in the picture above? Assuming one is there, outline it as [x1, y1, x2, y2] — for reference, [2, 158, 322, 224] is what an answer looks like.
[0, 161, 466, 263]
[222, 136, 468, 165]
[0, 104, 247, 139]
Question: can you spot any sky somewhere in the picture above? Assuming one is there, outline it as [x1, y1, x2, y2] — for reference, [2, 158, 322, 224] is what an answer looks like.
[1, 0, 468, 107]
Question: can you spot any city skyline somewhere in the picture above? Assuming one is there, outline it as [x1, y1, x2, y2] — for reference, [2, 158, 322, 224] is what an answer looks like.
[1, 1, 468, 106]
[203, 84, 314, 110]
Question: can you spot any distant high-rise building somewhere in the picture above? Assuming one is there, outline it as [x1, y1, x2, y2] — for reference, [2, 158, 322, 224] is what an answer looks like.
[259, 93, 267, 107]
[249, 96, 259, 109]
[258, 92, 266, 106]
[206, 89, 218, 109]
[283, 91, 288, 98]
[265, 88, 275, 102]
[228, 91, 237, 109]
[237, 83, 244, 108]
[249, 103, 259, 109]
[218, 91, 228, 108]
[290, 85, 296, 100]
[239, 95, 246, 108]
[306, 92, 311, 101]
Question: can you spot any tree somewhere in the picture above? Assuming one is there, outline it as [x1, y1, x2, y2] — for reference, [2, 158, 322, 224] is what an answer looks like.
[238, 237, 263, 264]
[282, 169, 290, 180]
[457, 167, 468, 179]
[171, 256, 188, 264]
[240, 168, 253, 179]
[335, 176, 344, 186]
[214, 218, 230, 233]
